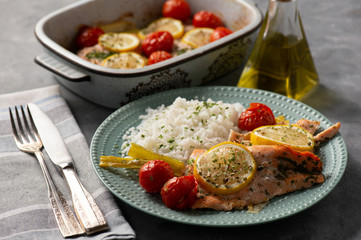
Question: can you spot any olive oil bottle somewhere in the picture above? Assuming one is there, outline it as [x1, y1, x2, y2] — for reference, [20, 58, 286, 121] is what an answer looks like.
[238, 0, 319, 100]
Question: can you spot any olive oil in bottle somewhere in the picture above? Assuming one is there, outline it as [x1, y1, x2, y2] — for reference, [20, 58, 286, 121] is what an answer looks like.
[238, 0, 319, 100]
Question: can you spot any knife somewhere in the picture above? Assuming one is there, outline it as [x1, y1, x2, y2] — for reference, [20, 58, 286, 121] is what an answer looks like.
[28, 103, 108, 235]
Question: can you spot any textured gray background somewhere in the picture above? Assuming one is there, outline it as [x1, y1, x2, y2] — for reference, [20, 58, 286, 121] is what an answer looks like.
[1, 0, 360, 239]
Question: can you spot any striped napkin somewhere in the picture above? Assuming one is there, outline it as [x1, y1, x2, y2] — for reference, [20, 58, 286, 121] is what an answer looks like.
[0, 86, 135, 240]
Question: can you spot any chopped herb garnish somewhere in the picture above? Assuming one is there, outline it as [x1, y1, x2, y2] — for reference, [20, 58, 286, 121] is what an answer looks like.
[86, 51, 114, 60]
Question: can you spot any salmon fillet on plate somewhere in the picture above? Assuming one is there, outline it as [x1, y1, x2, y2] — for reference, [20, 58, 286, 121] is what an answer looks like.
[190, 145, 325, 211]
[190, 119, 340, 211]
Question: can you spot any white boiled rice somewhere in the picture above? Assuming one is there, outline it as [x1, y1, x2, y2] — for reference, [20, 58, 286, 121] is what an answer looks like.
[121, 97, 244, 162]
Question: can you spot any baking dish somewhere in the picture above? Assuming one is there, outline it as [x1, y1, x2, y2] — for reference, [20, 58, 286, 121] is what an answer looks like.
[35, 0, 262, 108]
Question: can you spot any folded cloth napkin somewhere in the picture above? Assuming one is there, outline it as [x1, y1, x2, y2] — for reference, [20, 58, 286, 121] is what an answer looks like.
[0, 86, 136, 240]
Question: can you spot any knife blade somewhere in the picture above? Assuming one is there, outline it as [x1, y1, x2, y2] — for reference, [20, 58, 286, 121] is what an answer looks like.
[28, 103, 108, 235]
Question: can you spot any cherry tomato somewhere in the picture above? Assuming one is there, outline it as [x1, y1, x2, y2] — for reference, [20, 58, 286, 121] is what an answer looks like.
[249, 103, 274, 114]
[76, 26, 104, 49]
[162, 0, 191, 22]
[141, 31, 174, 57]
[139, 160, 174, 193]
[238, 103, 276, 131]
[148, 51, 173, 65]
[192, 11, 224, 29]
[210, 27, 233, 42]
[161, 175, 198, 210]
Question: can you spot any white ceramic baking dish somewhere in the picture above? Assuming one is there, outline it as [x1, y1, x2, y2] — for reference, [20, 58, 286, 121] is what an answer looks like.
[35, 0, 262, 108]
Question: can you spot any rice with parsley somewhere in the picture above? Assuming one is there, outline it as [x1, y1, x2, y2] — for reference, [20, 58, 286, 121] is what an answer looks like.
[121, 97, 244, 162]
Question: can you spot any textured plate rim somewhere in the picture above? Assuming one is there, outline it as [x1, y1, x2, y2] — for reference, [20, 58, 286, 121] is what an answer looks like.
[90, 86, 347, 226]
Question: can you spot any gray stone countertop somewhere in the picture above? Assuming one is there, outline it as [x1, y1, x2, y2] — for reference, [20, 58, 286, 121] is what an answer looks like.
[1, 0, 360, 239]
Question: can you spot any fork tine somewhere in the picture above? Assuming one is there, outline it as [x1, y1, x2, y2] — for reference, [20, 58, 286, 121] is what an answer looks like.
[20, 105, 36, 142]
[9, 107, 21, 144]
[14, 106, 28, 144]
[26, 105, 42, 144]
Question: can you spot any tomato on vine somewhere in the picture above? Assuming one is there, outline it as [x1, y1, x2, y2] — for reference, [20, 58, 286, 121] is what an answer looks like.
[162, 0, 191, 22]
[148, 51, 173, 65]
[139, 160, 174, 193]
[76, 26, 104, 49]
[161, 175, 198, 210]
[141, 31, 174, 57]
[210, 27, 233, 42]
[192, 11, 224, 28]
[238, 103, 276, 131]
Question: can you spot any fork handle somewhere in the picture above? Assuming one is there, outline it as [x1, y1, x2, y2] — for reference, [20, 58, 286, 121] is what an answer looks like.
[34, 151, 84, 238]
[62, 167, 108, 235]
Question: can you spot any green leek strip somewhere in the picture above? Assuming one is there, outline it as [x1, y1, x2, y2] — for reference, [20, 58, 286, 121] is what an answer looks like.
[99, 156, 148, 169]
[127, 143, 185, 176]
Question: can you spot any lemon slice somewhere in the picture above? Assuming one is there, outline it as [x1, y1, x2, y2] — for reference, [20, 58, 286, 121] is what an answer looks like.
[102, 52, 146, 69]
[181, 27, 214, 48]
[250, 125, 315, 151]
[193, 141, 256, 195]
[127, 143, 185, 176]
[138, 17, 184, 39]
[98, 33, 140, 52]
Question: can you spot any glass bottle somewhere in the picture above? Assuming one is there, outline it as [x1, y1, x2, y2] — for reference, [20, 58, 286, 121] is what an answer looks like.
[237, 0, 319, 100]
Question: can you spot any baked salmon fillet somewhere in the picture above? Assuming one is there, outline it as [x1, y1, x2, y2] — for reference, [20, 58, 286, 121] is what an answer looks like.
[191, 145, 325, 211]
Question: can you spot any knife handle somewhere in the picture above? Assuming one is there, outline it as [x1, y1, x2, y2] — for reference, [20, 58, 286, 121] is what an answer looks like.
[34, 151, 85, 237]
[62, 167, 108, 235]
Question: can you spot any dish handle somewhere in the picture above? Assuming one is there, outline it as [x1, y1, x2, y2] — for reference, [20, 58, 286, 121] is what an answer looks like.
[35, 53, 90, 82]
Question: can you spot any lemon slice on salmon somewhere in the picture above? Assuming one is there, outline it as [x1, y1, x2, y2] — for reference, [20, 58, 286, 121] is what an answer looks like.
[193, 142, 256, 195]
[181, 28, 214, 48]
[102, 52, 146, 69]
[98, 33, 140, 52]
[138, 17, 184, 39]
[250, 125, 315, 151]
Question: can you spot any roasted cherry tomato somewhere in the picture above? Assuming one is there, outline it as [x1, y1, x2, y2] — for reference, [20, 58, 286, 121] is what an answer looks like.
[161, 175, 198, 210]
[76, 26, 104, 49]
[148, 51, 173, 65]
[139, 160, 174, 193]
[238, 103, 276, 131]
[192, 11, 223, 29]
[141, 31, 174, 57]
[210, 27, 233, 42]
[162, 0, 191, 22]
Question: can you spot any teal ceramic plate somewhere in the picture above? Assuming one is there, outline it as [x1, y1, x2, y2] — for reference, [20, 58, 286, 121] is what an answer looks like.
[90, 86, 347, 226]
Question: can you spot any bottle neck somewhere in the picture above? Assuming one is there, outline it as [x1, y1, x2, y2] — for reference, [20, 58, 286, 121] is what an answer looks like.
[269, 0, 298, 18]
[264, 0, 302, 43]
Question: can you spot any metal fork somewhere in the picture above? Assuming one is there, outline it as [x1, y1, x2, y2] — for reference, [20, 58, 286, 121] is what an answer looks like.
[9, 105, 85, 238]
